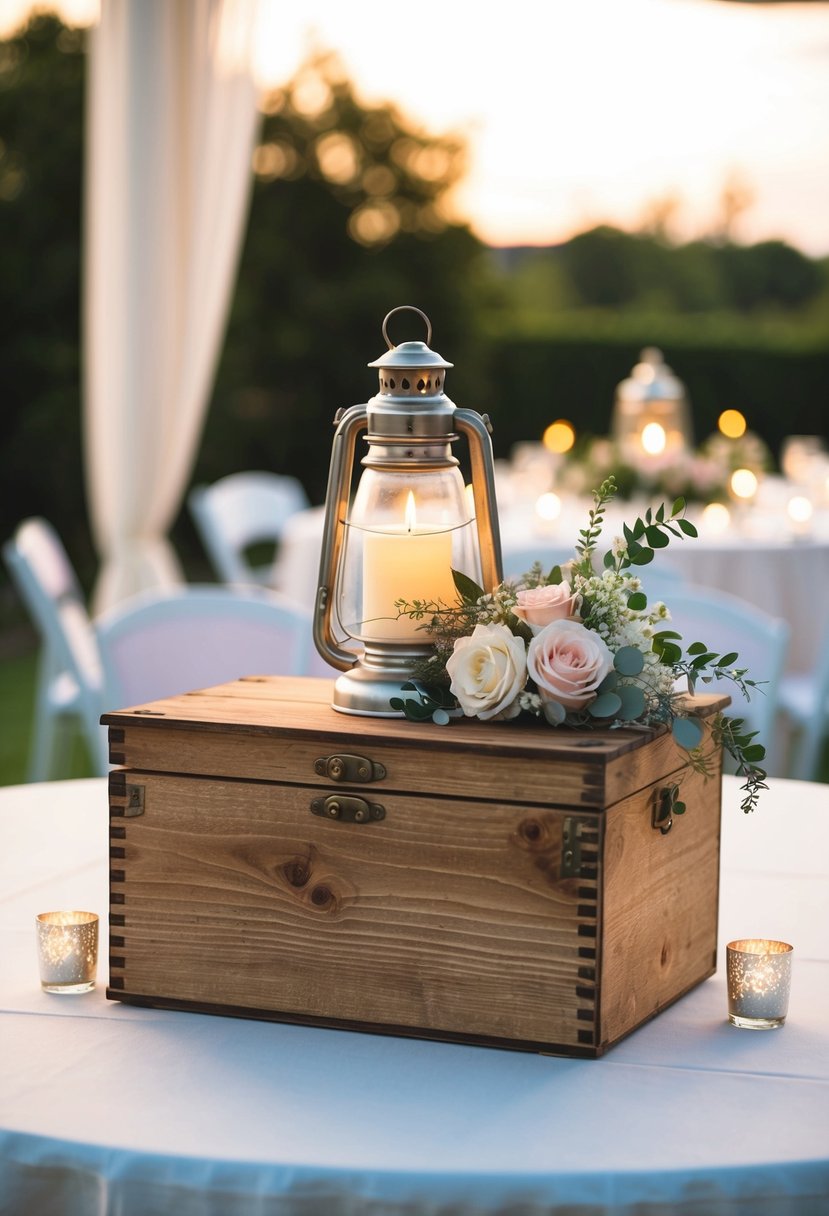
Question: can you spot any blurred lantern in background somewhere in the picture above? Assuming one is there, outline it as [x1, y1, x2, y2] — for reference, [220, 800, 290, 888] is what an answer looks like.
[611, 348, 694, 465]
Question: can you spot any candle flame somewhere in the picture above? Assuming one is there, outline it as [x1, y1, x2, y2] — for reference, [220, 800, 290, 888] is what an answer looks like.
[641, 422, 667, 455]
[405, 491, 417, 533]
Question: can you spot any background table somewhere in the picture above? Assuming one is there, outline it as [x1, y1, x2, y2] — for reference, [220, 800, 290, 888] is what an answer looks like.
[1, 775, 828, 1214]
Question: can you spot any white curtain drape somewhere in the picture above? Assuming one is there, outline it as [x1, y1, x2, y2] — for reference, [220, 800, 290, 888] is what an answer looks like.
[83, 0, 261, 613]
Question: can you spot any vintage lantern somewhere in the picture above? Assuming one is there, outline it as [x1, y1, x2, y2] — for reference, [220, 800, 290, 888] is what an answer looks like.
[314, 306, 502, 716]
[611, 347, 694, 463]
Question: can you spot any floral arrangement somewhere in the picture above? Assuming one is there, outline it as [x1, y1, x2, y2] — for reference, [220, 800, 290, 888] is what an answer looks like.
[393, 477, 767, 815]
[557, 430, 771, 503]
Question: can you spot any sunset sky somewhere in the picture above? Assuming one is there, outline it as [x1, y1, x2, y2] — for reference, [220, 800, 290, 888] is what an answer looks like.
[3, 0, 828, 254]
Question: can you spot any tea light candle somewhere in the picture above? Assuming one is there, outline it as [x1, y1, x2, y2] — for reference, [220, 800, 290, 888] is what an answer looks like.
[726, 938, 793, 1030]
[361, 493, 456, 641]
[36, 911, 99, 994]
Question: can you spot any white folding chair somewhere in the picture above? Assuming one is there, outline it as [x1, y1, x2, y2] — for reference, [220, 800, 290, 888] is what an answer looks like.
[663, 585, 790, 776]
[3, 518, 108, 779]
[777, 625, 829, 781]
[95, 585, 317, 710]
[188, 472, 310, 587]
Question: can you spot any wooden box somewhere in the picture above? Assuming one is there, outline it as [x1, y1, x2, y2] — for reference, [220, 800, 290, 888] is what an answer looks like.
[104, 676, 726, 1057]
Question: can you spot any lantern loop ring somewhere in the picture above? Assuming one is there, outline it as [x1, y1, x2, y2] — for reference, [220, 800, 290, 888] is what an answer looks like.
[381, 305, 432, 351]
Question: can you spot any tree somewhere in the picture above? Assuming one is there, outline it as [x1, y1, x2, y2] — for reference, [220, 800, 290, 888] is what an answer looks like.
[0, 15, 91, 579]
[200, 50, 496, 508]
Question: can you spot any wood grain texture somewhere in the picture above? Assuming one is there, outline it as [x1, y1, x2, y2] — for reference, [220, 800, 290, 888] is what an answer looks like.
[110, 772, 597, 1048]
[106, 677, 725, 1056]
[104, 677, 730, 811]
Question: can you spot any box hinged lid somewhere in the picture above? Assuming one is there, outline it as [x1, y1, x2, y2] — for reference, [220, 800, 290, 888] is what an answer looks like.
[102, 676, 729, 811]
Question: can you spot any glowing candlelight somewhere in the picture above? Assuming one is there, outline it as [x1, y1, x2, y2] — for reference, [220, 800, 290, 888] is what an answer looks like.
[36, 911, 98, 994]
[701, 502, 731, 535]
[641, 422, 667, 455]
[535, 491, 562, 522]
[361, 492, 456, 641]
[730, 468, 758, 501]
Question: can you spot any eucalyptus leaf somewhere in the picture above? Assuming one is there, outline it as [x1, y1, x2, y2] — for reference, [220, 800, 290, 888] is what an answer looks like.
[547, 564, 563, 586]
[543, 699, 567, 726]
[596, 671, 619, 694]
[672, 715, 705, 750]
[588, 692, 623, 718]
[614, 645, 645, 676]
[627, 591, 647, 611]
[616, 683, 646, 720]
[630, 548, 655, 566]
[677, 518, 698, 538]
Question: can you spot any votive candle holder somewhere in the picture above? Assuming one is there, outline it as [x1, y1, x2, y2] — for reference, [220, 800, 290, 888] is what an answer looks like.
[36, 911, 99, 994]
[726, 938, 793, 1030]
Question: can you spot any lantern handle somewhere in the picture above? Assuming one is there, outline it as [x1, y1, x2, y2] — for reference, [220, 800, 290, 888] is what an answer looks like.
[381, 305, 432, 351]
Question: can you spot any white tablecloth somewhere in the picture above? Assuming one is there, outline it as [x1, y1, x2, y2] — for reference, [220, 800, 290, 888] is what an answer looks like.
[1, 776, 828, 1214]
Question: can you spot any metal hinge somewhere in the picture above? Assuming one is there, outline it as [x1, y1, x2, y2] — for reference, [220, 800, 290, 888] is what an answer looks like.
[560, 815, 598, 878]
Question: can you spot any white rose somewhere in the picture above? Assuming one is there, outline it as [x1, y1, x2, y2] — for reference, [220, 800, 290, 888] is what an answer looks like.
[446, 623, 527, 720]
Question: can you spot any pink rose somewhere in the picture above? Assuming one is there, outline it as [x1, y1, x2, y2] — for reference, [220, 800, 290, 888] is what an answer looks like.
[527, 619, 614, 711]
[513, 582, 581, 635]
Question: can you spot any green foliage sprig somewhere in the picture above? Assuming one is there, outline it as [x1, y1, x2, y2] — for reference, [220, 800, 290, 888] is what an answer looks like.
[393, 476, 768, 815]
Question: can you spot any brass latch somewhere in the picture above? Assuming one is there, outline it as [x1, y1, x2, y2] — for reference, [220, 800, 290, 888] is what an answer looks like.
[311, 794, 386, 824]
[314, 753, 386, 783]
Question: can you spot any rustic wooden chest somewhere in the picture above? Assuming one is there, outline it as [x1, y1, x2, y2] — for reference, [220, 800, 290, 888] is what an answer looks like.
[104, 676, 726, 1057]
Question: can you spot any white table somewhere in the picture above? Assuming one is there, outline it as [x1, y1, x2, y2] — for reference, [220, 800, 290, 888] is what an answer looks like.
[1, 775, 828, 1214]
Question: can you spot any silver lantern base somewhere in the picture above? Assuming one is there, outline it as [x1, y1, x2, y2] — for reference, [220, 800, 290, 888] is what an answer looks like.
[331, 642, 435, 717]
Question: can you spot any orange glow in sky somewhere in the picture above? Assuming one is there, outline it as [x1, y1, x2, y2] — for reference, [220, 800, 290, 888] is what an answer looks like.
[3, 0, 828, 254]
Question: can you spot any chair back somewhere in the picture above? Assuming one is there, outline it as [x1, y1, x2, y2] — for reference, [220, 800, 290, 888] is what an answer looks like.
[189, 472, 309, 585]
[2, 518, 107, 777]
[3, 519, 102, 688]
[778, 620, 829, 780]
[96, 585, 315, 710]
[664, 584, 790, 774]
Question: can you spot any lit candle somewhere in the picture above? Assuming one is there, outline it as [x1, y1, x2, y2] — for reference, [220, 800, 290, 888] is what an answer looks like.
[641, 421, 667, 455]
[361, 492, 456, 641]
[36, 911, 98, 994]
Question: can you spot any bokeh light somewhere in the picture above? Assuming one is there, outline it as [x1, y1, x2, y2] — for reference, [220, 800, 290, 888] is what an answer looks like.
[535, 492, 562, 522]
[641, 422, 667, 455]
[543, 420, 575, 455]
[701, 502, 731, 534]
[730, 468, 759, 500]
[718, 409, 747, 439]
[787, 495, 813, 525]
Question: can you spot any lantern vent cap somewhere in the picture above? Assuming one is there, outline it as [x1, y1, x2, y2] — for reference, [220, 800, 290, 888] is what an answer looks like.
[616, 347, 685, 403]
[367, 305, 453, 371]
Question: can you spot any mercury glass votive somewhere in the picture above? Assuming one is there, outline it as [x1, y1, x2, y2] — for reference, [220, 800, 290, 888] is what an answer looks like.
[726, 939, 793, 1030]
[36, 911, 98, 994]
